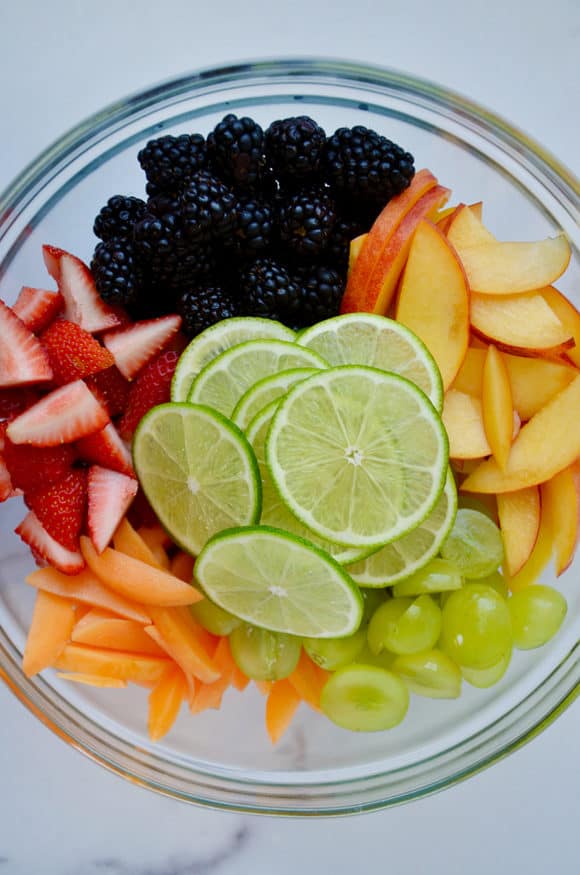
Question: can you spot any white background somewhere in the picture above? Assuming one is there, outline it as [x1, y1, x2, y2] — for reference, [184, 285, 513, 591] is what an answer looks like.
[0, 1, 579, 872]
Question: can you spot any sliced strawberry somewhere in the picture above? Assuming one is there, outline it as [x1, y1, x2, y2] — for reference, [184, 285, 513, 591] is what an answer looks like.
[128, 487, 160, 529]
[0, 299, 53, 388]
[87, 465, 138, 553]
[42, 244, 66, 283]
[3, 436, 75, 492]
[41, 319, 114, 385]
[76, 423, 135, 477]
[102, 314, 181, 380]
[0, 455, 20, 502]
[118, 349, 179, 440]
[84, 366, 130, 417]
[7, 380, 109, 447]
[13, 286, 64, 333]
[0, 387, 40, 421]
[0, 420, 8, 454]
[26, 468, 88, 551]
[15, 510, 85, 575]
[43, 247, 122, 334]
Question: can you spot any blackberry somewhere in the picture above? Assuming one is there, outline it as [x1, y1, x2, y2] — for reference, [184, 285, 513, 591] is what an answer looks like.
[207, 114, 266, 190]
[322, 126, 415, 213]
[180, 170, 236, 243]
[240, 256, 300, 323]
[326, 214, 367, 270]
[265, 116, 326, 182]
[138, 133, 207, 193]
[133, 210, 184, 262]
[91, 238, 142, 308]
[278, 187, 337, 259]
[225, 196, 275, 258]
[93, 195, 147, 242]
[291, 263, 345, 328]
[178, 285, 238, 338]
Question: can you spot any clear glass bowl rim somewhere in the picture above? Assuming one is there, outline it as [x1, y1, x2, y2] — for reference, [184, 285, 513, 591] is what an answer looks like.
[0, 57, 578, 816]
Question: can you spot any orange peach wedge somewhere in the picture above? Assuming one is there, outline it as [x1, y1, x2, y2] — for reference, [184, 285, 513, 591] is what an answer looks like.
[442, 390, 491, 460]
[539, 286, 580, 368]
[496, 487, 541, 577]
[447, 204, 495, 248]
[482, 345, 514, 470]
[470, 291, 574, 356]
[505, 498, 554, 593]
[540, 466, 579, 575]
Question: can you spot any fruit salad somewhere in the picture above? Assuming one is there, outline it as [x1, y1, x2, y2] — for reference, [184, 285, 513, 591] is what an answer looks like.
[0, 113, 578, 745]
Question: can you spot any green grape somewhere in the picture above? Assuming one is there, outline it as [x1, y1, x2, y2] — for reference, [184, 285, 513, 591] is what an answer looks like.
[304, 627, 366, 671]
[392, 649, 462, 698]
[439, 583, 512, 669]
[360, 587, 389, 623]
[508, 585, 567, 650]
[392, 558, 462, 597]
[367, 595, 442, 656]
[354, 644, 397, 670]
[441, 509, 504, 578]
[477, 570, 509, 599]
[320, 664, 409, 731]
[461, 648, 512, 688]
[229, 623, 301, 681]
[190, 596, 242, 636]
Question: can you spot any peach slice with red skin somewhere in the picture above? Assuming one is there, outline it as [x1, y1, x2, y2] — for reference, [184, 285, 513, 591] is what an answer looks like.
[470, 291, 574, 356]
[539, 286, 580, 368]
[505, 498, 554, 592]
[496, 487, 541, 577]
[482, 345, 514, 470]
[540, 465, 579, 575]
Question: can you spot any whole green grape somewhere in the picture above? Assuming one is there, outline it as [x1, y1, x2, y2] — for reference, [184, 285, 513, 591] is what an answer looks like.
[392, 558, 462, 597]
[229, 623, 301, 681]
[439, 583, 512, 669]
[508, 585, 567, 649]
[367, 595, 442, 656]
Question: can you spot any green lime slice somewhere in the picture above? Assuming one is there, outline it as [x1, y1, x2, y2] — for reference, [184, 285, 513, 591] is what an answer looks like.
[232, 367, 321, 431]
[188, 339, 328, 416]
[346, 468, 457, 587]
[266, 366, 449, 549]
[171, 317, 295, 402]
[246, 401, 375, 565]
[297, 313, 444, 412]
[132, 403, 261, 556]
[194, 526, 364, 637]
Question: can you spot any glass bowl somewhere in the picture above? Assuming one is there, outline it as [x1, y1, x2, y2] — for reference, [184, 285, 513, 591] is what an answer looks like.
[0, 59, 578, 816]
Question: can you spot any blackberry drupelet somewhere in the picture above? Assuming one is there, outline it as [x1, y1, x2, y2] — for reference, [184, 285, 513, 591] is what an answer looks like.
[178, 285, 238, 338]
[180, 170, 237, 243]
[278, 187, 337, 259]
[91, 238, 142, 308]
[138, 133, 207, 193]
[207, 114, 266, 190]
[240, 256, 300, 323]
[133, 210, 184, 262]
[225, 196, 275, 258]
[265, 116, 326, 183]
[322, 126, 415, 213]
[291, 263, 345, 328]
[93, 195, 147, 242]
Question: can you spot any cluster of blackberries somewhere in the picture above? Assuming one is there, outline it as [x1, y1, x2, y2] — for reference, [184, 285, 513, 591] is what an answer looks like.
[90, 114, 415, 337]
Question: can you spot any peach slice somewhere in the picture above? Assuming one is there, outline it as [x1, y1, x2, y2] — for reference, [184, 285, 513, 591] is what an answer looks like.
[540, 466, 579, 575]
[396, 220, 469, 388]
[435, 203, 463, 235]
[496, 486, 541, 576]
[447, 204, 495, 248]
[442, 390, 491, 459]
[348, 233, 367, 273]
[539, 286, 580, 368]
[482, 345, 514, 470]
[461, 374, 580, 493]
[470, 291, 574, 355]
[453, 234, 571, 295]
[505, 499, 554, 592]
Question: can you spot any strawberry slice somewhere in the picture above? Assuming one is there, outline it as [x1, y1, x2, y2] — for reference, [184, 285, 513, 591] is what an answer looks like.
[84, 366, 130, 417]
[26, 468, 88, 551]
[7, 380, 109, 447]
[0, 387, 40, 421]
[42, 246, 122, 334]
[13, 286, 64, 333]
[3, 435, 75, 492]
[87, 465, 138, 553]
[0, 455, 18, 502]
[15, 510, 85, 575]
[102, 314, 181, 380]
[76, 423, 135, 477]
[41, 319, 114, 385]
[118, 349, 179, 440]
[0, 299, 53, 388]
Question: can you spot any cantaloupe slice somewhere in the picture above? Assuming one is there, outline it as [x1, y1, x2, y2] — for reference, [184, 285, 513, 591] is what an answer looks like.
[22, 590, 76, 676]
[266, 680, 302, 744]
[72, 610, 167, 656]
[113, 517, 162, 568]
[287, 650, 329, 712]
[147, 606, 220, 684]
[54, 643, 170, 685]
[147, 666, 186, 741]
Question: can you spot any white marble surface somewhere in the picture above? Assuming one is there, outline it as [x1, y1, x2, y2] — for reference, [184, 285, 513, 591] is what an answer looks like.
[1, 0, 579, 872]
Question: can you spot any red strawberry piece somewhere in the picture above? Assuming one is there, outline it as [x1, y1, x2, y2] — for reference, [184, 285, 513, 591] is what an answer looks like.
[128, 487, 159, 529]
[43, 246, 122, 334]
[0, 387, 40, 421]
[13, 286, 64, 333]
[84, 366, 130, 417]
[0, 454, 21, 502]
[87, 465, 138, 553]
[117, 349, 179, 440]
[7, 380, 109, 447]
[3, 436, 75, 492]
[15, 510, 85, 575]
[76, 423, 135, 477]
[41, 319, 114, 385]
[26, 468, 88, 551]
[0, 420, 8, 454]
[0, 299, 53, 388]
[102, 314, 181, 380]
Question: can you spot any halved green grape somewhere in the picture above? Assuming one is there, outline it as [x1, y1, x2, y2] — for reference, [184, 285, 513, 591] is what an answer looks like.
[229, 623, 301, 681]
[461, 648, 512, 688]
[190, 596, 241, 636]
[320, 664, 409, 732]
[508, 585, 567, 650]
[367, 595, 442, 656]
[354, 645, 397, 670]
[303, 627, 366, 671]
[392, 649, 462, 698]
[440, 508, 504, 578]
[361, 588, 389, 624]
[392, 558, 462, 598]
[439, 584, 512, 669]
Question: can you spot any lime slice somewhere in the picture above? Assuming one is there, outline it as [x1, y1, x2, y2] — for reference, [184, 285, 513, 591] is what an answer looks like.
[171, 317, 295, 402]
[132, 403, 261, 556]
[266, 366, 449, 549]
[246, 401, 375, 565]
[346, 469, 457, 586]
[232, 367, 320, 431]
[194, 526, 364, 637]
[297, 313, 444, 412]
[188, 339, 328, 416]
